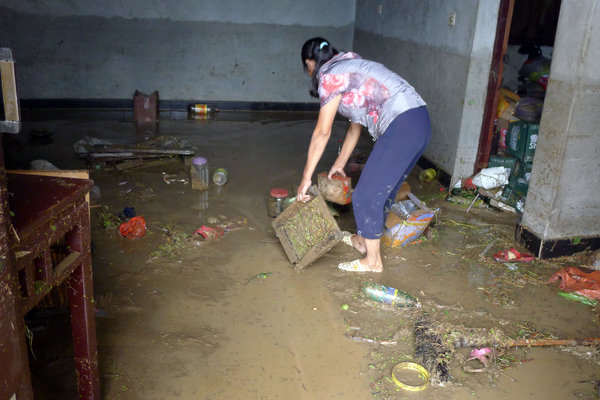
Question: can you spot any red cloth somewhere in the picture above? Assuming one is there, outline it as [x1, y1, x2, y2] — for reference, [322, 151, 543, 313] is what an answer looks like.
[119, 216, 147, 239]
[548, 267, 600, 300]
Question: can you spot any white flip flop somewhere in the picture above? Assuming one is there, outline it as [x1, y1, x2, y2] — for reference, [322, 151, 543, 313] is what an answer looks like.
[338, 259, 372, 272]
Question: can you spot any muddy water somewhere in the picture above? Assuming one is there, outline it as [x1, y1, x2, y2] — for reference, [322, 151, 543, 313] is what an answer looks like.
[8, 114, 600, 399]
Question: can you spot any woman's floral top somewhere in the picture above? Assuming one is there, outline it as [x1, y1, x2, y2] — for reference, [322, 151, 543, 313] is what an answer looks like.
[318, 52, 426, 139]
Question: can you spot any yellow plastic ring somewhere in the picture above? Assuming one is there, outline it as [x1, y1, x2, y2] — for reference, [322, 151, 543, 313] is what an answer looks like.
[391, 362, 430, 392]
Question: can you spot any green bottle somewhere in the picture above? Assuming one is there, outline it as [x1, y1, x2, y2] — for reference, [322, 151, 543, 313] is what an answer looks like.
[362, 282, 419, 308]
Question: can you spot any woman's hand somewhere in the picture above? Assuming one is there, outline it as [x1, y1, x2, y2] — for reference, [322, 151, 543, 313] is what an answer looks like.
[297, 177, 312, 202]
[327, 163, 346, 179]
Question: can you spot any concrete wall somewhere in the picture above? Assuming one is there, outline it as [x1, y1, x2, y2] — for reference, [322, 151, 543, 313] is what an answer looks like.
[522, 0, 600, 240]
[353, 0, 499, 180]
[0, 0, 355, 102]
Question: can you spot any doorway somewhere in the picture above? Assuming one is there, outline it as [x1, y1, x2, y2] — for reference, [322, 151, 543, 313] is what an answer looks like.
[475, 0, 561, 212]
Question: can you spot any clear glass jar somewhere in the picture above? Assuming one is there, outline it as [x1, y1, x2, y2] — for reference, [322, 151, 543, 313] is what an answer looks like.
[190, 157, 209, 190]
[268, 188, 289, 218]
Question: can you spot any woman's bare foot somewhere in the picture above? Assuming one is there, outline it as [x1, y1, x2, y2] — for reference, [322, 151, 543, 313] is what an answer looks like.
[360, 256, 383, 272]
[350, 234, 367, 254]
[342, 231, 367, 254]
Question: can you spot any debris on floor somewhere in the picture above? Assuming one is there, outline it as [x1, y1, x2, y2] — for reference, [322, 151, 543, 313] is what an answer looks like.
[362, 281, 420, 308]
[9, 116, 598, 400]
[118, 215, 147, 239]
[382, 193, 438, 247]
[74, 135, 195, 164]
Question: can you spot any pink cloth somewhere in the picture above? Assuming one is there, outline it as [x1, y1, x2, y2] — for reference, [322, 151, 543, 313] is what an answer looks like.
[548, 267, 600, 300]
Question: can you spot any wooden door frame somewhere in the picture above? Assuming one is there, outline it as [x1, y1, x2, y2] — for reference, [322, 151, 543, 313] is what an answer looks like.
[474, 0, 515, 172]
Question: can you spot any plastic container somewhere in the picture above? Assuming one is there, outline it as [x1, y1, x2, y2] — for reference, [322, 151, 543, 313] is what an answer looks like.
[391, 200, 417, 219]
[190, 157, 209, 190]
[418, 168, 436, 183]
[212, 168, 228, 185]
[362, 282, 419, 308]
[268, 188, 289, 218]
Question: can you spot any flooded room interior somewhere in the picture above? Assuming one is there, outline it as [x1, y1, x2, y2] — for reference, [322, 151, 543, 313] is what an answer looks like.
[1, 1, 600, 399]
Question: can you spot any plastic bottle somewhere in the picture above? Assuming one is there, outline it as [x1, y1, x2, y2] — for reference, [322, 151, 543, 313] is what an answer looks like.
[190, 104, 217, 114]
[282, 195, 296, 211]
[362, 282, 419, 308]
[212, 168, 228, 185]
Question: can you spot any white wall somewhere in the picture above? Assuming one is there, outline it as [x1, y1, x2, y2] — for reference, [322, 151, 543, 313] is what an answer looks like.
[353, 0, 499, 181]
[0, 0, 356, 101]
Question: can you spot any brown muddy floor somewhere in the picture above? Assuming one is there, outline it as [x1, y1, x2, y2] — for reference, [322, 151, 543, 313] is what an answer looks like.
[6, 112, 600, 399]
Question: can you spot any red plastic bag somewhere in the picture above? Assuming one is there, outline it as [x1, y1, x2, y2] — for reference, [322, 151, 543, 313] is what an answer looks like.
[119, 216, 147, 239]
[548, 267, 600, 300]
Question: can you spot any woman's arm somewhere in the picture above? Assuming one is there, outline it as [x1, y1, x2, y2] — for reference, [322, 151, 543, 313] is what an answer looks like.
[328, 122, 361, 178]
[297, 94, 342, 201]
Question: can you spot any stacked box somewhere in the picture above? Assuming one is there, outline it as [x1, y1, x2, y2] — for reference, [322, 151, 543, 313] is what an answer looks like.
[488, 155, 518, 176]
[513, 160, 533, 182]
[506, 160, 533, 196]
[507, 119, 539, 162]
[508, 175, 530, 196]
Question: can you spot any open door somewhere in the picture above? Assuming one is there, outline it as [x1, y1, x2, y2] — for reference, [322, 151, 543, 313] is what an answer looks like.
[474, 0, 515, 172]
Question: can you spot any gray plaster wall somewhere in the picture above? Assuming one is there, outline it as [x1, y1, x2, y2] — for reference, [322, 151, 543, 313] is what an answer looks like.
[0, 0, 355, 102]
[522, 0, 600, 240]
[353, 0, 498, 180]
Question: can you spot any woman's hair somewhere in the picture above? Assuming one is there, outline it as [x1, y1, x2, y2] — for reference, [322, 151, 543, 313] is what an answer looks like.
[301, 37, 338, 98]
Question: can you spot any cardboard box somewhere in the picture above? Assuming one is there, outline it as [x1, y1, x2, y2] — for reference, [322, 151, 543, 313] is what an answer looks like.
[134, 90, 159, 122]
[507, 119, 539, 162]
[488, 155, 517, 176]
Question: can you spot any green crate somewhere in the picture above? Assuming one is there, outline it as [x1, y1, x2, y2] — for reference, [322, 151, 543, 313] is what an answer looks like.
[513, 160, 533, 182]
[488, 155, 518, 176]
[508, 174, 530, 196]
[500, 185, 518, 206]
[507, 119, 539, 162]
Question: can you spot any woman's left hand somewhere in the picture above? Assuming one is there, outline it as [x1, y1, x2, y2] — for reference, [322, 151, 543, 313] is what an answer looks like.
[297, 177, 312, 202]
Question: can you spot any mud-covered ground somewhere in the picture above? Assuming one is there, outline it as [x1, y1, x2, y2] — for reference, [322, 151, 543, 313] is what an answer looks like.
[6, 113, 600, 399]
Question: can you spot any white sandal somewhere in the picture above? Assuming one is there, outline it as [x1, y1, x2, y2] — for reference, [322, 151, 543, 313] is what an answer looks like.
[338, 259, 372, 272]
[341, 231, 366, 254]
